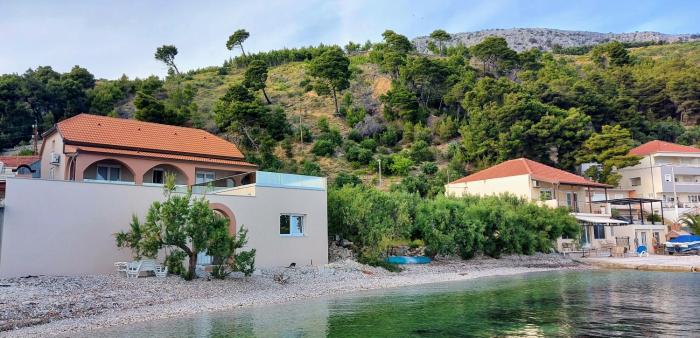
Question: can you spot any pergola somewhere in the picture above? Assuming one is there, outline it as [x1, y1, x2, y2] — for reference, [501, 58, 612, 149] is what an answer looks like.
[592, 197, 664, 225]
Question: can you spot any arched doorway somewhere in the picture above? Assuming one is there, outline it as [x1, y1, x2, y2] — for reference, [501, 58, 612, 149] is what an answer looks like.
[82, 159, 136, 183]
[142, 164, 189, 186]
[196, 202, 237, 266]
[209, 202, 237, 235]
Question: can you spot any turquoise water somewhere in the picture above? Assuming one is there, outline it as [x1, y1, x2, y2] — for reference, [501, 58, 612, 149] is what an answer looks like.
[80, 270, 700, 337]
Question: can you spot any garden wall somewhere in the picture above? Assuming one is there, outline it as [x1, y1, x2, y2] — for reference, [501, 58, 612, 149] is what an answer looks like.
[0, 178, 327, 277]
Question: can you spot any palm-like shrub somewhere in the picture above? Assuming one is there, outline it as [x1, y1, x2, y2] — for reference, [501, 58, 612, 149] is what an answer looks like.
[680, 214, 700, 234]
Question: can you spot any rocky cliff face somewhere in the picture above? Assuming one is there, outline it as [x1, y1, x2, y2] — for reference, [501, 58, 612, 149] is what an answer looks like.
[413, 28, 700, 53]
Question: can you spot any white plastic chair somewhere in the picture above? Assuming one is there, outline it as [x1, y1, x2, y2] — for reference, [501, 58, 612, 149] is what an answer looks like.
[154, 265, 168, 278]
[126, 261, 142, 278]
[114, 262, 128, 275]
[140, 259, 157, 274]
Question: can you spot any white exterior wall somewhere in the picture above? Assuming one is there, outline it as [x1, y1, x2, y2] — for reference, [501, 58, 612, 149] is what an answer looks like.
[40, 132, 67, 180]
[618, 155, 660, 199]
[445, 174, 533, 199]
[0, 178, 328, 277]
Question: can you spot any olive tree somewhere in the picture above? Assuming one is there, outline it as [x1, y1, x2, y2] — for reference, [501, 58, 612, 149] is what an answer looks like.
[115, 174, 256, 280]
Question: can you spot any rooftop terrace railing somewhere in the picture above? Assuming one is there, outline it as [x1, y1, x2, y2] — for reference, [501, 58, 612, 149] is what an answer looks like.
[188, 171, 326, 194]
[255, 171, 326, 191]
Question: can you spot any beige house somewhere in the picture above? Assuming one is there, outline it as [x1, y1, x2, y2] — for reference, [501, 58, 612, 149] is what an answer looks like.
[445, 158, 666, 252]
[0, 114, 328, 277]
[618, 140, 700, 221]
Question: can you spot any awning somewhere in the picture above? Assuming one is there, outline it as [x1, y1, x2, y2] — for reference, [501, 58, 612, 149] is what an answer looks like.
[574, 215, 628, 225]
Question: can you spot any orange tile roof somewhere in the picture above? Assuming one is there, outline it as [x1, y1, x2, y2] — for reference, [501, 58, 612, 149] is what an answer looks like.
[629, 140, 700, 156]
[53, 114, 245, 160]
[449, 158, 611, 187]
[65, 145, 257, 167]
[0, 155, 40, 168]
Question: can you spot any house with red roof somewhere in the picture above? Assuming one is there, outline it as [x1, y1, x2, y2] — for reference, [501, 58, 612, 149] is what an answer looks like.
[0, 114, 328, 277]
[40, 114, 258, 187]
[619, 140, 700, 222]
[0, 155, 40, 203]
[444, 158, 656, 252]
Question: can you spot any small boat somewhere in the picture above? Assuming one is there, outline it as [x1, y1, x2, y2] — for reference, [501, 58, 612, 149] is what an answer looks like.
[665, 235, 700, 255]
[386, 256, 432, 264]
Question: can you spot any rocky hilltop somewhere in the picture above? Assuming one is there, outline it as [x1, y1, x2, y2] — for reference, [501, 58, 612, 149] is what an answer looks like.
[413, 28, 700, 52]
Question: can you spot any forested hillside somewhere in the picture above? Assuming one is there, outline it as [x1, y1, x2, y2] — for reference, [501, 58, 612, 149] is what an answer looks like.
[2, 29, 700, 196]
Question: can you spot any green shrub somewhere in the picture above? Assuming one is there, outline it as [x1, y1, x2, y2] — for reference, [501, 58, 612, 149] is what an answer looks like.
[357, 255, 401, 272]
[164, 250, 188, 278]
[328, 186, 579, 262]
[312, 139, 336, 156]
[379, 126, 402, 146]
[346, 107, 366, 127]
[389, 154, 413, 175]
[334, 172, 362, 188]
[410, 140, 434, 162]
[360, 138, 377, 151]
[421, 162, 438, 175]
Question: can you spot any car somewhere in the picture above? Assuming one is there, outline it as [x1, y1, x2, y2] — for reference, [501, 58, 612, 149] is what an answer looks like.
[665, 235, 700, 255]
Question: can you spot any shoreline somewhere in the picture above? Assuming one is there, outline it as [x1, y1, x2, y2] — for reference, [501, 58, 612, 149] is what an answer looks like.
[576, 254, 700, 272]
[1, 254, 587, 337]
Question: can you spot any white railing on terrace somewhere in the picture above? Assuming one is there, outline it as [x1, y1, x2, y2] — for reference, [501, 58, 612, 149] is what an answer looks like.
[82, 179, 136, 185]
[255, 171, 326, 190]
[188, 171, 327, 195]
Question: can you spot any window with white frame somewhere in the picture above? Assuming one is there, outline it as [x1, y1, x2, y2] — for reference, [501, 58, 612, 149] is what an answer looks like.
[96, 165, 121, 181]
[280, 214, 305, 236]
[630, 177, 641, 186]
[195, 171, 215, 184]
[689, 195, 700, 203]
[664, 174, 672, 182]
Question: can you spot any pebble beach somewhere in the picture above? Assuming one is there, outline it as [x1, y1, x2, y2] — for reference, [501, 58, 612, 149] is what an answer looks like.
[0, 254, 585, 337]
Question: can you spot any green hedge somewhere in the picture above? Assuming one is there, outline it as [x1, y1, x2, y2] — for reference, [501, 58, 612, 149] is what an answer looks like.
[328, 186, 579, 260]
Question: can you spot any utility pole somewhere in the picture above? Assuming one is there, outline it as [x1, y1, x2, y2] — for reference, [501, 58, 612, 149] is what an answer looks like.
[299, 114, 303, 152]
[672, 166, 679, 221]
[32, 119, 38, 155]
[377, 158, 382, 187]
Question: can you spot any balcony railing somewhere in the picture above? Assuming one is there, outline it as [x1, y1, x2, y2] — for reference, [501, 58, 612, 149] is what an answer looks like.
[255, 171, 326, 190]
[188, 171, 326, 195]
[541, 199, 610, 215]
[661, 201, 700, 209]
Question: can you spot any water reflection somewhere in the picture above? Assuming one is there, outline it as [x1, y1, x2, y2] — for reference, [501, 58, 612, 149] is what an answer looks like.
[77, 270, 700, 337]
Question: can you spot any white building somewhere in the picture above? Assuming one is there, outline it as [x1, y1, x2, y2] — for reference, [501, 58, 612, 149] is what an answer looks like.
[618, 140, 700, 221]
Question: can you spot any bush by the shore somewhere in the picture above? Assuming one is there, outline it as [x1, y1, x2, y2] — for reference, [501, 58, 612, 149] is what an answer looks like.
[329, 186, 578, 262]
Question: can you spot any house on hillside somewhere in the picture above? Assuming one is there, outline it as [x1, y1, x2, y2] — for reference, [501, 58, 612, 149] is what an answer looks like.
[0, 114, 328, 277]
[445, 158, 666, 253]
[0, 155, 40, 203]
[40, 113, 258, 187]
[618, 140, 700, 221]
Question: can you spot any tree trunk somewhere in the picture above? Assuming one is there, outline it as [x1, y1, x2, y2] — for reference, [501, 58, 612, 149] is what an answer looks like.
[241, 126, 259, 151]
[262, 88, 271, 104]
[332, 88, 339, 115]
[187, 253, 197, 280]
[240, 44, 247, 58]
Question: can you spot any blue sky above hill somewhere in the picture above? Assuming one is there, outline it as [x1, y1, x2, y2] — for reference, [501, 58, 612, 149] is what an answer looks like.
[1, 0, 698, 78]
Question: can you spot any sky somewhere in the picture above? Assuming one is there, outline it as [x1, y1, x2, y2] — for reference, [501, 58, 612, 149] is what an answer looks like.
[1, 0, 699, 79]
